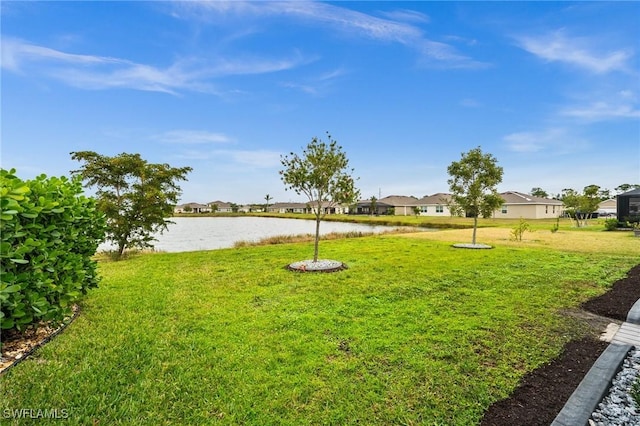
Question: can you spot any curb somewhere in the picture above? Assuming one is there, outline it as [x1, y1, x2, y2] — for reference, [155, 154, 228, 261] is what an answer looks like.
[551, 299, 640, 426]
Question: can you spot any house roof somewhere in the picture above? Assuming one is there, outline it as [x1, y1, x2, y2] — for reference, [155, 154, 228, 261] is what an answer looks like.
[619, 188, 640, 196]
[599, 199, 617, 208]
[499, 191, 563, 205]
[378, 195, 419, 206]
[269, 202, 308, 209]
[208, 200, 232, 208]
[181, 202, 209, 208]
[414, 193, 452, 205]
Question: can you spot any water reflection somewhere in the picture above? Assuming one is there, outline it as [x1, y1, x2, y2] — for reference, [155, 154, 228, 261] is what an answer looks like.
[98, 216, 396, 253]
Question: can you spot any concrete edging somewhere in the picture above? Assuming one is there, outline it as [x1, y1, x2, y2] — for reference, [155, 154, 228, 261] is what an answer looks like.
[551, 342, 633, 426]
[552, 297, 640, 425]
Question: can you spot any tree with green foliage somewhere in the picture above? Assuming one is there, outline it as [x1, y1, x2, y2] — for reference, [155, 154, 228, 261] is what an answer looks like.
[615, 184, 640, 194]
[71, 151, 192, 258]
[447, 146, 504, 245]
[370, 196, 378, 216]
[280, 132, 360, 262]
[561, 185, 602, 227]
[530, 187, 549, 198]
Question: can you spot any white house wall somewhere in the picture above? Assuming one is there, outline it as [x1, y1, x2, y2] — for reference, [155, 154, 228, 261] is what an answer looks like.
[494, 204, 563, 219]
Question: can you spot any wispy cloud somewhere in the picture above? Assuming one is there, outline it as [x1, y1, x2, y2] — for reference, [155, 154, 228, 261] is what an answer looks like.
[378, 9, 430, 25]
[515, 30, 633, 74]
[562, 101, 640, 121]
[155, 130, 235, 144]
[503, 128, 589, 154]
[281, 67, 348, 96]
[176, 148, 282, 168]
[1, 37, 309, 94]
[2, 37, 125, 71]
[174, 1, 487, 69]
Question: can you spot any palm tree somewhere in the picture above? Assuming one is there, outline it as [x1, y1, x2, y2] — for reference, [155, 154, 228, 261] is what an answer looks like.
[264, 194, 272, 212]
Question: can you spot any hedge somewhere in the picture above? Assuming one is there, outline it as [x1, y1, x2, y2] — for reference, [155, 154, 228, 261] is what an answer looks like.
[1, 169, 106, 331]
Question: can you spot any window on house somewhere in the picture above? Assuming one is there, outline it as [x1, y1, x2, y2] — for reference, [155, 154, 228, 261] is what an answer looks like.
[421, 206, 428, 213]
[553, 206, 556, 214]
[545, 205, 548, 214]
[501, 205, 508, 214]
[436, 205, 444, 213]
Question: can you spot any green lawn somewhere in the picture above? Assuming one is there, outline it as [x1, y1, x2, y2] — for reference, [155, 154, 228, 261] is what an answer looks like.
[1, 232, 638, 425]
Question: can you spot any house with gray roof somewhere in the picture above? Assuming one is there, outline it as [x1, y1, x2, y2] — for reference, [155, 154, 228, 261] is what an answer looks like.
[174, 202, 211, 214]
[208, 200, 233, 213]
[413, 193, 454, 217]
[494, 191, 563, 219]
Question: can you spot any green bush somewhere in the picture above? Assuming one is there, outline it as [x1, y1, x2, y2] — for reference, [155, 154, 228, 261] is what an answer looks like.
[510, 217, 531, 241]
[604, 218, 619, 231]
[0, 169, 106, 331]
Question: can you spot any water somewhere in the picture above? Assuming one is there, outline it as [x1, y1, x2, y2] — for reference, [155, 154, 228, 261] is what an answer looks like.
[98, 216, 396, 253]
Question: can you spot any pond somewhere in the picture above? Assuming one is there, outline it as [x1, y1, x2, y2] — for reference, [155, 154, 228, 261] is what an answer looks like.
[98, 216, 398, 253]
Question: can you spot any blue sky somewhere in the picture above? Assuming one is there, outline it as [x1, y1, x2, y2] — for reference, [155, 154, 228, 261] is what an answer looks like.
[2, 1, 639, 204]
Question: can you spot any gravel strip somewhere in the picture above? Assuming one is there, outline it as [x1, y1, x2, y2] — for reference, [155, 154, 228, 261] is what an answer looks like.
[287, 259, 346, 272]
[590, 348, 640, 425]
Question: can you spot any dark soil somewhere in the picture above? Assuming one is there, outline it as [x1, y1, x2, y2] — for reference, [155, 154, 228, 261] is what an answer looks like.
[583, 264, 640, 321]
[481, 263, 640, 425]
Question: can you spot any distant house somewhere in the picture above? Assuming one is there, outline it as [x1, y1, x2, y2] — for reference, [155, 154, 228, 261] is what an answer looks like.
[355, 193, 453, 216]
[354, 199, 393, 215]
[617, 189, 640, 222]
[494, 191, 563, 219]
[378, 195, 420, 216]
[313, 201, 351, 215]
[413, 193, 454, 217]
[597, 199, 617, 217]
[208, 200, 233, 213]
[268, 202, 309, 214]
[174, 202, 211, 214]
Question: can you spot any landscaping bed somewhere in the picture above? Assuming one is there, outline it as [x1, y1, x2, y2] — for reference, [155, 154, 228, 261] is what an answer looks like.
[481, 263, 640, 425]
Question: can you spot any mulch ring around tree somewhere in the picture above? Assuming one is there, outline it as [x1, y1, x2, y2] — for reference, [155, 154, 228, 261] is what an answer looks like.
[481, 263, 640, 425]
[286, 259, 347, 273]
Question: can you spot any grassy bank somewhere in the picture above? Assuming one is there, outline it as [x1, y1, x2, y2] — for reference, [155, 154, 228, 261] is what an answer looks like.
[1, 230, 638, 424]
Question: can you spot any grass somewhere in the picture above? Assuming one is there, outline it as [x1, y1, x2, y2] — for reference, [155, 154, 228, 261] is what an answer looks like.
[1, 228, 638, 425]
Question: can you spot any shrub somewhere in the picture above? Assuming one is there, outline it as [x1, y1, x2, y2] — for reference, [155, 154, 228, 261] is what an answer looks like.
[510, 217, 531, 241]
[0, 169, 106, 331]
[604, 218, 619, 231]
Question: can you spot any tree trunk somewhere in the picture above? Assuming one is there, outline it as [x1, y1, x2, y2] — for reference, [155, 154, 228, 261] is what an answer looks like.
[118, 241, 126, 259]
[313, 215, 321, 262]
[472, 216, 478, 245]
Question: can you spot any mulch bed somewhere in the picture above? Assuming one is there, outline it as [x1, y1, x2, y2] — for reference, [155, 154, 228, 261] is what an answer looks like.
[481, 263, 640, 425]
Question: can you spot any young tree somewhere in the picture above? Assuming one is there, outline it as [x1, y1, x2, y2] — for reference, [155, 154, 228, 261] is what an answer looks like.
[447, 146, 504, 245]
[370, 196, 377, 216]
[280, 132, 360, 262]
[71, 151, 192, 257]
[561, 186, 602, 227]
[580, 184, 603, 225]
